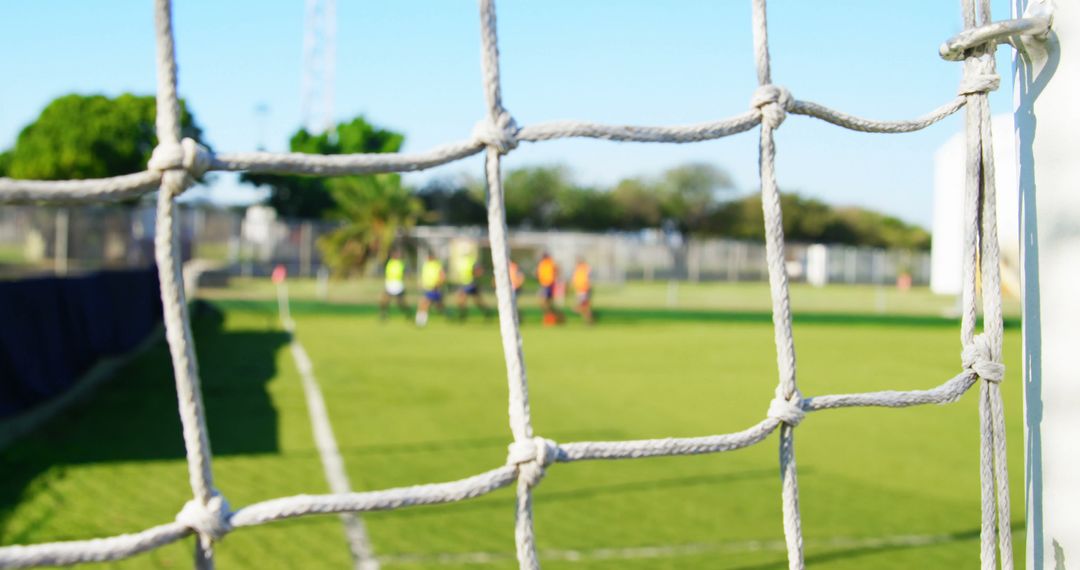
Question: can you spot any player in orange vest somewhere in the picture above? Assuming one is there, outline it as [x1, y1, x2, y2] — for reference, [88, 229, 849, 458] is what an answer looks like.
[508, 261, 526, 295]
[535, 252, 562, 325]
[571, 257, 594, 324]
[501, 260, 527, 322]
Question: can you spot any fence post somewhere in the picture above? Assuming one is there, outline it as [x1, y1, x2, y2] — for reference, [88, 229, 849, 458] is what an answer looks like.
[54, 208, 69, 276]
[806, 244, 827, 287]
[1014, 0, 1077, 566]
[730, 241, 738, 280]
[300, 221, 313, 277]
[843, 247, 856, 284]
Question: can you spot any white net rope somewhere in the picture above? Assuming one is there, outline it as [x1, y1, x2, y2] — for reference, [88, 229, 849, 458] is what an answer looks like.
[0, 0, 1052, 568]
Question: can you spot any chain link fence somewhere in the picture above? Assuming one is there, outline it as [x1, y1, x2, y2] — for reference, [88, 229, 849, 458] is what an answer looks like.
[0, 204, 930, 286]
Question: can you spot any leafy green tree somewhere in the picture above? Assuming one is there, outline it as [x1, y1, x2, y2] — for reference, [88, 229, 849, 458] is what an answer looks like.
[464, 165, 623, 231]
[714, 193, 841, 242]
[317, 173, 424, 276]
[552, 185, 618, 231]
[265, 117, 420, 275]
[657, 163, 733, 233]
[405, 159, 929, 251]
[2, 93, 203, 180]
[243, 117, 404, 219]
[611, 178, 663, 229]
[500, 166, 570, 228]
[416, 178, 487, 226]
[827, 207, 930, 250]
[709, 192, 930, 250]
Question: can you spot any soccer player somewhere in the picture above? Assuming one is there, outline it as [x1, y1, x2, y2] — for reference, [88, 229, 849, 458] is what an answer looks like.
[494, 260, 529, 323]
[535, 252, 562, 325]
[380, 250, 409, 320]
[415, 252, 446, 327]
[509, 260, 526, 297]
[571, 256, 594, 324]
[453, 251, 491, 321]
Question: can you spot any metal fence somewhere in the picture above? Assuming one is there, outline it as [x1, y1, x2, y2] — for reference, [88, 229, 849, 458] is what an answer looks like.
[410, 227, 930, 286]
[0, 205, 161, 278]
[0, 204, 931, 286]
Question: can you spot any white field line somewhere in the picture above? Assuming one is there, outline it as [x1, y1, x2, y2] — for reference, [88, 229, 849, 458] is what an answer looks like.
[284, 308, 379, 570]
[377, 532, 961, 566]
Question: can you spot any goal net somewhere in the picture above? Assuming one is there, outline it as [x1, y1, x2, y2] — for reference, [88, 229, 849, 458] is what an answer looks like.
[0, 0, 1053, 568]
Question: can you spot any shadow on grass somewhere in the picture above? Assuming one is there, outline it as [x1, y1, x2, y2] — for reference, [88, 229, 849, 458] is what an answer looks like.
[727, 521, 1024, 570]
[0, 302, 290, 541]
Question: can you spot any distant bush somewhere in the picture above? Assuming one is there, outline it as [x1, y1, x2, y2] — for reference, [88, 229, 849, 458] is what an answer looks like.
[417, 165, 930, 250]
[2, 93, 203, 180]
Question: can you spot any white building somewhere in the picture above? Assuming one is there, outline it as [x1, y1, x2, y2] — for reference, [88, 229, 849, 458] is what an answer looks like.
[931, 114, 1021, 296]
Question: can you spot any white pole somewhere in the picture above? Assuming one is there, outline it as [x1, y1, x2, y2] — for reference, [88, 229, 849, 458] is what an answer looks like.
[1014, 1, 1077, 567]
[277, 282, 292, 331]
[316, 265, 330, 300]
[54, 208, 69, 276]
[806, 244, 828, 287]
[300, 221, 313, 277]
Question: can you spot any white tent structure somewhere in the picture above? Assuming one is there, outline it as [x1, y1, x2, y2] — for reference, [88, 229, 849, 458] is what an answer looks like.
[1015, 0, 1080, 564]
[931, 114, 1021, 296]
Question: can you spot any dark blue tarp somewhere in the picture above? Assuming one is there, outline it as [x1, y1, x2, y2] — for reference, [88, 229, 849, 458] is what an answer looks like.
[0, 268, 162, 418]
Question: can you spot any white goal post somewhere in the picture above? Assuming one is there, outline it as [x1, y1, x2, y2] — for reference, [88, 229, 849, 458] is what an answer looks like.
[1014, 0, 1079, 568]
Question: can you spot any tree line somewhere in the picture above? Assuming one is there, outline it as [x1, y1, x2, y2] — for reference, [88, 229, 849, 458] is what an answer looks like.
[417, 167, 930, 251]
[241, 114, 930, 256]
[0, 94, 930, 276]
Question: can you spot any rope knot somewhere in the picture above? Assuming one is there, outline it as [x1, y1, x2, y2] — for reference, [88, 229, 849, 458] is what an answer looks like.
[963, 334, 1005, 383]
[958, 57, 1000, 95]
[751, 84, 794, 129]
[472, 110, 519, 154]
[149, 138, 212, 179]
[175, 491, 232, 542]
[767, 392, 805, 427]
[507, 436, 558, 488]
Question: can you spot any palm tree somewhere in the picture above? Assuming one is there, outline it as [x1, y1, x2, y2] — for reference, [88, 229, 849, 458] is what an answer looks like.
[317, 173, 423, 277]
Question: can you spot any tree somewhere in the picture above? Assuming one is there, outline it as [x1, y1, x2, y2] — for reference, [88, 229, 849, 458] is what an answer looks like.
[552, 185, 617, 231]
[500, 166, 570, 228]
[708, 192, 930, 250]
[0, 94, 205, 267]
[268, 117, 421, 276]
[611, 178, 663, 229]
[416, 178, 487, 226]
[657, 163, 733, 233]
[2, 94, 203, 180]
[243, 117, 403, 219]
[317, 173, 424, 276]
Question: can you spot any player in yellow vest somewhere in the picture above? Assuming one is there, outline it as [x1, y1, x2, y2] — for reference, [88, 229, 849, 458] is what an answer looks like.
[571, 257, 594, 324]
[380, 250, 409, 320]
[535, 252, 562, 325]
[415, 253, 446, 327]
[453, 253, 491, 321]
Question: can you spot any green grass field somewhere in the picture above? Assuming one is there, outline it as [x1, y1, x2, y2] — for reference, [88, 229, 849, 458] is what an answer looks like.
[202, 277, 1023, 318]
[0, 282, 1024, 569]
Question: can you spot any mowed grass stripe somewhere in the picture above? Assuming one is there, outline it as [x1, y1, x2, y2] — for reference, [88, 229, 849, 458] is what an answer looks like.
[211, 298, 1021, 330]
[292, 309, 1025, 567]
[202, 278, 1024, 320]
[0, 301, 1024, 568]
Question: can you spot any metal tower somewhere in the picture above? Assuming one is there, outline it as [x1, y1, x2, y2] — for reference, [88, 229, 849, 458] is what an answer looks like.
[301, 0, 337, 134]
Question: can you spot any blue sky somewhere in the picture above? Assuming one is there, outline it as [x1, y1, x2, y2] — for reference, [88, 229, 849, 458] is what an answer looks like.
[1, 0, 1015, 227]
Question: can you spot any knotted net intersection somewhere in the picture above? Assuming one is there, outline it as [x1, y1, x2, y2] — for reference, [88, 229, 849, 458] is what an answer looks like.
[0, 0, 1047, 568]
